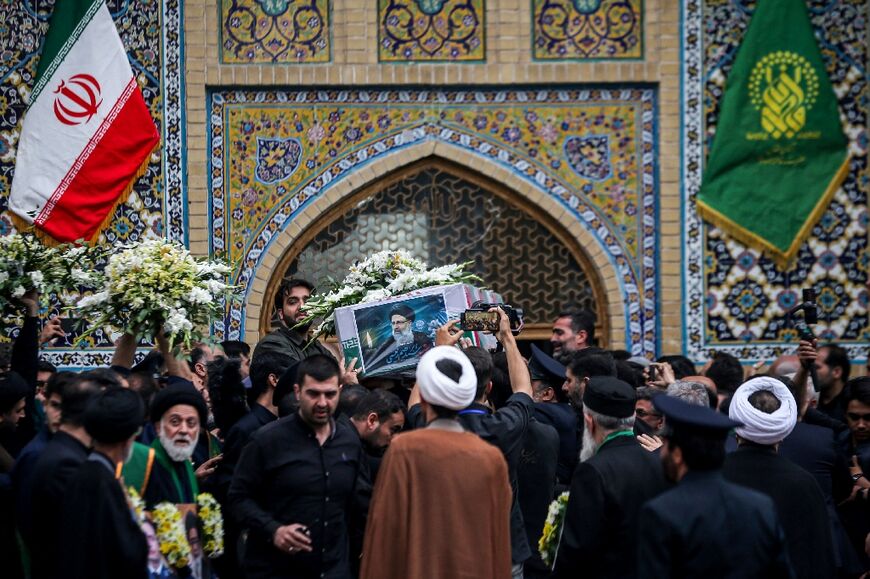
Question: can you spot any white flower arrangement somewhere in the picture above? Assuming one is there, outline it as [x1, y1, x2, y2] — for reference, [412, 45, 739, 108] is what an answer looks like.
[0, 232, 107, 315]
[74, 238, 232, 352]
[298, 250, 480, 340]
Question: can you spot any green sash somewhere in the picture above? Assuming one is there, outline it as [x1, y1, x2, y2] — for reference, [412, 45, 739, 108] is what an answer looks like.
[120, 441, 155, 495]
[151, 438, 199, 503]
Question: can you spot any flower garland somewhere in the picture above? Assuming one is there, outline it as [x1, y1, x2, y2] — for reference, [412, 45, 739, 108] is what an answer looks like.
[196, 493, 224, 558]
[298, 250, 480, 340]
[151, 502, 191, 570]
[126, 486, 146, 526]
[74, 238, 232, 352]
[539, 491, 569, 569]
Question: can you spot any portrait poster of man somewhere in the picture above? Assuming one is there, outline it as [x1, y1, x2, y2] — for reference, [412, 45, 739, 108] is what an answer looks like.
[354, 293, 444, 375]
[141, 504, 211, 579]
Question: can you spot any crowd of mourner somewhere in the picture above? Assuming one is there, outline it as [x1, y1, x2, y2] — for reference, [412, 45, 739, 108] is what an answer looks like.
[0, 278, 869, 579]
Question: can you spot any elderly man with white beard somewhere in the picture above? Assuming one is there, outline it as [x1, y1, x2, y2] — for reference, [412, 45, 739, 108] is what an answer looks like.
[124, 383, 209, 508]
[553, 377, 669, 579]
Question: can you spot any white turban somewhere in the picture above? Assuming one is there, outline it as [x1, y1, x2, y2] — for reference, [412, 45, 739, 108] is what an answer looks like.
[416, 346, 477, 411]
[729, 376, 797, 445]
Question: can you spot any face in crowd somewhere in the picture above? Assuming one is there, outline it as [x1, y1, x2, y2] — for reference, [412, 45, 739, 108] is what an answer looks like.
[295, 374, 340, 426]
[158, 404, 200, 462]
[846, 398, 870, 444]
[279, 285, 312, 328]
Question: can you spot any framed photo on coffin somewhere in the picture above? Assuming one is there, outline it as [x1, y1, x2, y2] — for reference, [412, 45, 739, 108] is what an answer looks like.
[334, 283, 501, 378]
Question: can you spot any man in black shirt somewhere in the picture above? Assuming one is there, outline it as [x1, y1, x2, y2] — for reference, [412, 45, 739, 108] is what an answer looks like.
[229, 355, 370, 579]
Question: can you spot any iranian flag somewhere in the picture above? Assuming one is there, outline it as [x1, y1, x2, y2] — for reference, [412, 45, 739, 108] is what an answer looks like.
[9, 0, 159, 243]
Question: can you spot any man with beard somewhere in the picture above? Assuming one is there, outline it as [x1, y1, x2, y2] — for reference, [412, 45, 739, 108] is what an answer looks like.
[59, 387, 148, 579]
[252, 279, 336, 364]
[348, 389, 405, 483]
[229, 354, 370, 579]
[637, 395, 794, 578]
[363, 304, 433, 371]
[554, 377, 668, 579]
[815, 343, 852, 424]
[126, 383, 209, 508]
[550, 307, 595, 363]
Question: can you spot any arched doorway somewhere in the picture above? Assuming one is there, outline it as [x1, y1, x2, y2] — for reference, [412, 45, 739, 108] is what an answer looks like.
[261, 158, 610, 343]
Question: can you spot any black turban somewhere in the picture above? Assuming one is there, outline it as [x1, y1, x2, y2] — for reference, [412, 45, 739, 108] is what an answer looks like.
[0, 371, 29, 414]
[150, 382, 208, 425]
[82, 387, 144, 443]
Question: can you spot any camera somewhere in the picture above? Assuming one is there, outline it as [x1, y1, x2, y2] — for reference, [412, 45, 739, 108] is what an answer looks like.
[459, 302, 524, 335]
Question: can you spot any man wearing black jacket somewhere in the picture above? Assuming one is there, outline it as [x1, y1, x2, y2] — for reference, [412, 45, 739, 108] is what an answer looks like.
[554, 377, 668, 579]
[229, 355, 370, 579]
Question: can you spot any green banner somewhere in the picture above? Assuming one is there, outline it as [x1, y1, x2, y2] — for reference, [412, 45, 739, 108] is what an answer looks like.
[697, 0, 849, 267]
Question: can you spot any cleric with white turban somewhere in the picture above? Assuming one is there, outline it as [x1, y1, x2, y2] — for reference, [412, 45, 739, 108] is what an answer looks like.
[416, 346, 477, 411]
[728, 376, 797, 445]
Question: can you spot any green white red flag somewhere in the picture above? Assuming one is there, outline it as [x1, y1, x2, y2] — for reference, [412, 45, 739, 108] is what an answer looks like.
[9, 0, 159, 243]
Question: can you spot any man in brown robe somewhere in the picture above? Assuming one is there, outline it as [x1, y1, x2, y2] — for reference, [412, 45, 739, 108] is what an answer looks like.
[360, 345, 513, 579]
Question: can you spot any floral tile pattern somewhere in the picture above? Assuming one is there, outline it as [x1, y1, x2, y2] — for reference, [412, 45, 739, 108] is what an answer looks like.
[209, 87, 658, 355]
[378, 0, 485, 61]
[533, 0, 643, 60]
[221, 0, 330, 64]
[682, 0, 868, 362]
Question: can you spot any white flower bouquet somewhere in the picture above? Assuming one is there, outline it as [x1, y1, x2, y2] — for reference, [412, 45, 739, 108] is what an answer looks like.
[298, 250, 480, 340]
[74, 238, 231, 352]
[0, 232, 106, 315]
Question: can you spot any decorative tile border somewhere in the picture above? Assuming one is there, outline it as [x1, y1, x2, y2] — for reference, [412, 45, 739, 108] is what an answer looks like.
[681, 0, 868, 363]
[532, 0, 643, 61]
[209, 87, 658, 356]
[220, 0, 331, 64]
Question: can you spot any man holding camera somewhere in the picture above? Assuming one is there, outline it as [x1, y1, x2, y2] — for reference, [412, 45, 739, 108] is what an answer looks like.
[410, 307, 535, 578]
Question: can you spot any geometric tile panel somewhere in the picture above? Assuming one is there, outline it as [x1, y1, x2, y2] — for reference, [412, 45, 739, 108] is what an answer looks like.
[681, 0, 868, 363]
[208, 87, 658, 355]
[0, 0, 186, 368]
[378, 0, 485, 62]
[533, 0, 643, 60]
[221, 0, 331, 63]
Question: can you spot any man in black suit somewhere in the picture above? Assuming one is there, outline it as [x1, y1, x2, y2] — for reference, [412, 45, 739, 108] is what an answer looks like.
[59, 387, 148, 579]
[637, 395, 794, 579]
[553, 377, 668, 579]
[724, 376, 835, 579]
[28, 373, 105, 579]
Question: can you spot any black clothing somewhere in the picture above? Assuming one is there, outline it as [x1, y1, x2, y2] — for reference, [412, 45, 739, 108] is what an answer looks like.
[781, 422, 863, 574]
[533, 402, 579, 484]
[11, 429, 49, 547]
[818, 386, 851, 425]
[518, 418, 559, 579]
[723, 445, 835, 579]
[214, 404, 276, 579]
[143, 453, 197, 508]
[554, 434, 669, 579]
[229, 413, 371, 579]
[59, 452, 148, 579]
[637, 470, 794, 579]
[215, 403, 277, 495]
[9, 316, 39, 456]
[458, 393, 534, 564]
[29, 430, 89, 579]
[252, 326, 335, 364]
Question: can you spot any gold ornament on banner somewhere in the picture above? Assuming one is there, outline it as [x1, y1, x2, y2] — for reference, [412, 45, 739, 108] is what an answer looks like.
[748, 51, 819, 139]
